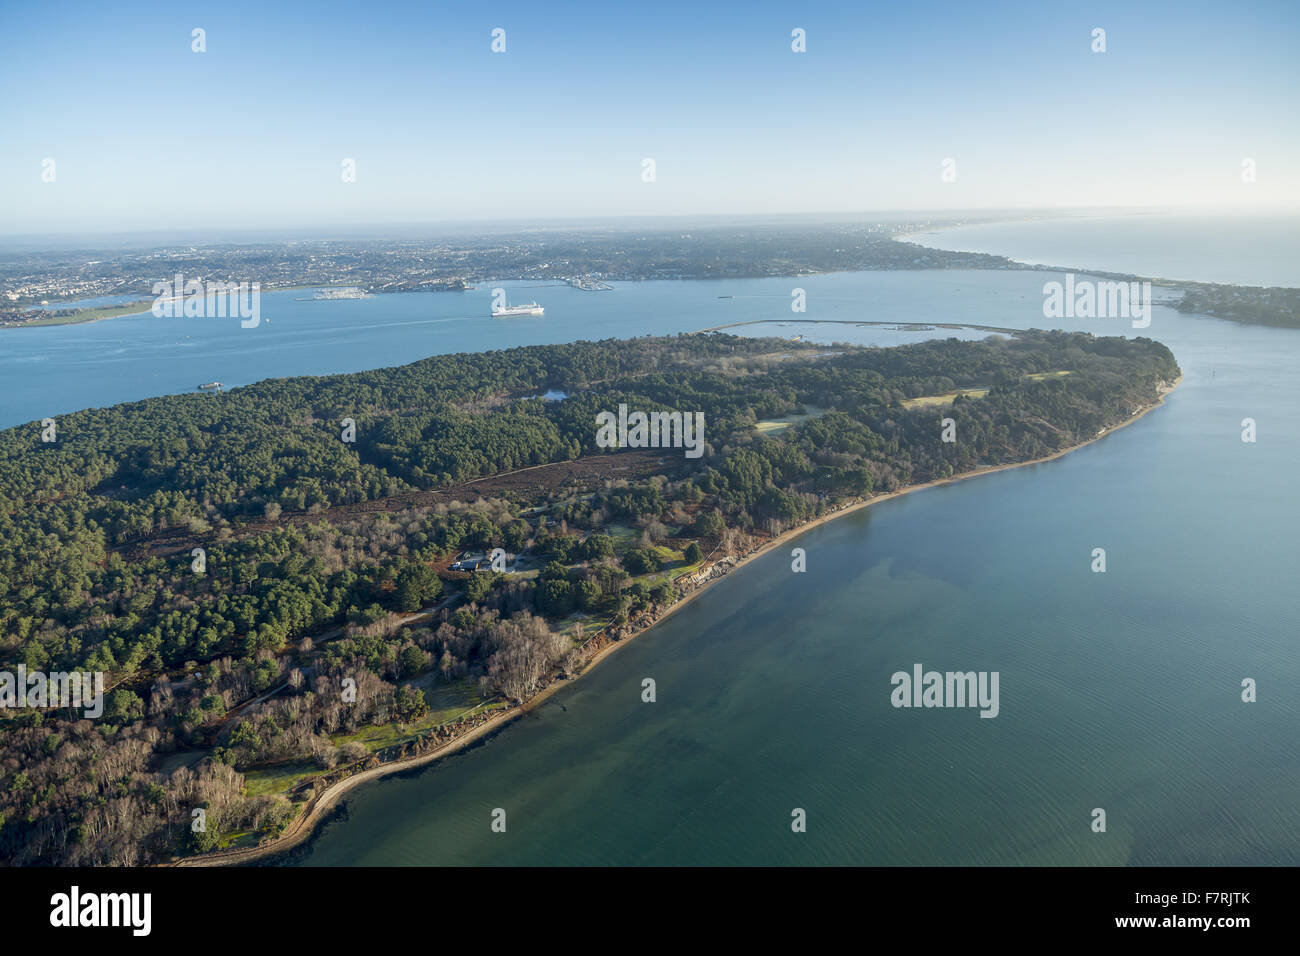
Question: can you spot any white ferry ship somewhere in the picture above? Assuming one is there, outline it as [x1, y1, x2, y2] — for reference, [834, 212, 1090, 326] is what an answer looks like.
[492, 301, 544, 317]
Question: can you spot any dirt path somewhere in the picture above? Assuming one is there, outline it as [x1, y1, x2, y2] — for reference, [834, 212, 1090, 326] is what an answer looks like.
[120, 448, 673, 560]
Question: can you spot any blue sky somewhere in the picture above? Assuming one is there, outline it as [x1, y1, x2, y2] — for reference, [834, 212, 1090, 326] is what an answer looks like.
[1, 0, 1297, 234]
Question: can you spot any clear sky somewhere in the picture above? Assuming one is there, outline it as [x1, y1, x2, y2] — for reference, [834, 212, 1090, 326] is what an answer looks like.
[1, 0, 1297, 235]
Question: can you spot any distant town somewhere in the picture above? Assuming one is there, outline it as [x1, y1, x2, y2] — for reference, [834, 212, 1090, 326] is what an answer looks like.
[0, 220, 1015, 324]
[2, 221, 1295, 329]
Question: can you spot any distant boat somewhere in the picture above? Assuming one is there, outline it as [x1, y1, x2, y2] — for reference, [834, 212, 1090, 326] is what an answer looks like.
[198, 382, 223, 391]
[492, 301, 544, 317]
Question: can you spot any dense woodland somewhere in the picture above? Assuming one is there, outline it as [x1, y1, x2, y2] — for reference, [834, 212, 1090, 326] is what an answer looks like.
[1175, 284, 1300, 328]
[0, 331, 1178, 864]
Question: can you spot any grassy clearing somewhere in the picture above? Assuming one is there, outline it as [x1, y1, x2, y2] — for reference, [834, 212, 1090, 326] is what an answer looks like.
[603, 524, 641, 546]
[241, 679, 502, 798]
[635, 543, 701, 587]
[214, 829, 262, 850]
[560, 614, 610, 641]
[755, 406, 828, 434]
[665, 560, 704, 582]
[901, 387, 990, 409]
[900, 372, 1068, 409]
[243, 762, 319, 797]
[331, 681, 501, 752]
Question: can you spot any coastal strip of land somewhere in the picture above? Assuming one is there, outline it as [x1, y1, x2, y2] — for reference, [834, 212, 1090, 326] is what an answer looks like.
[900, 227, 1300, 329]
[1, 285, 354, 329]
[6, 299, 156, 328]
[174, 372, 1182, 867]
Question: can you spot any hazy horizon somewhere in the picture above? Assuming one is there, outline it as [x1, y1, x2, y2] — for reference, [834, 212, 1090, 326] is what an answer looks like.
[2, 0, 1296, 235]
[3, 206, 1298, 251]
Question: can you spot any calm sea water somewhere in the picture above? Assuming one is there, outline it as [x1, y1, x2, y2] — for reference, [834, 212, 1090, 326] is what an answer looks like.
[4, 225, 1297, 866]
[284, 297, 1300, 865]
[2, 274, 1002, 431]
[906, 214, 1300, 288]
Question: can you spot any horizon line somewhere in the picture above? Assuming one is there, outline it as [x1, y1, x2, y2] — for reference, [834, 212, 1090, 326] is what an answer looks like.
[4, 202, 1299, 246]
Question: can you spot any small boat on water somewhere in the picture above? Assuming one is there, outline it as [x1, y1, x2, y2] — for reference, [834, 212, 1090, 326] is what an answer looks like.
[198, 382, 223, 391]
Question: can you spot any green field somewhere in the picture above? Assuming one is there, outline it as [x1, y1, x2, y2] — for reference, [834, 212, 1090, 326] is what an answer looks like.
[242, 761, 321, 798]
[1025, 370, 1073, 381]
[241, 679, 503, 798]
[602, 523, 641, 546]
[899, 372, 1069, 409]
[13, 299, 154, 327]
[901, 387, 990, 409]
[755, 406, 828, 434]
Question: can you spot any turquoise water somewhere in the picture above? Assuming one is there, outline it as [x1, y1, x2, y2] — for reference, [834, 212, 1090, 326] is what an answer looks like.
[905, 214, 1300, 287]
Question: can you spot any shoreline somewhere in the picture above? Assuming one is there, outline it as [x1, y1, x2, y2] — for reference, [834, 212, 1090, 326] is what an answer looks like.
[3, 284, 344, 330]
[176, 371, 1182, 868]
[899, 220, 1300, 292]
